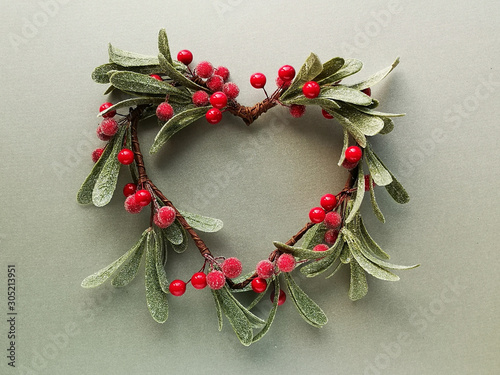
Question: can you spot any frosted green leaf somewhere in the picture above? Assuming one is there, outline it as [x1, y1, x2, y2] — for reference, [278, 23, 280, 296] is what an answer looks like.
[368, 175, 386, 223]
[153, 229, 169, 293]
[352, 105, 405, 118]
[300, 236, 343, 277]
[335, 105, 384, 136]
[301, 222, 327, 250]
[109, 71, 190, 99]
[81, 229, 148, 288]
[97, 97, 164, 117]
[321, 86, 372, 106]
[92, 63, 161, 84]
[163, 219, 183, 245]
[281, 96, 340, 111]
[285, 273, 327, 328]
[314, 57, 345, 81]
[349, 260, 368, 301]
[281, 53, 323, 100]
[345, 163, 365, 223]
[231, 271, 257, 294]
[339, 243, 352, 264]
[158, 29, 173, 65]
[273, 241, 339, 261]
[379, 118, 395, 135]
[337, 128, 349, 166]
[211, 290, 223, 331]
[349, 57, 400, 91]
[359, 218, 390, 260]
[222, 286, 265, 329]
[108, 43, 159, 67]
[150, 107, 207, 154]
[318, 58, 363, 84]
[324, 261, 343, 279]
[385, 174, 410, 204]
[111, 231, 147, 287]
[333, 112, 366, 147]
[170, 223, 188, 254]
[252, 278, 280, 343]
[214, 288, 253, 346]
[158, 53, 206, 91]
[103, 85, 115, 95]
[364, 143, 393, 186]
[145, 231, 169, 323]
[91, 125, 127, 207]
[178, 210, 223, 233]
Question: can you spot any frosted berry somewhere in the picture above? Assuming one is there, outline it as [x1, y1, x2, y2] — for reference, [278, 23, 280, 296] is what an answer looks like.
[206, 75, 224, 91]
[324, 229, 339, 245]
[276, 76, 292, 89]
[196, 61, 214, 79]
[221, 257, 243, 279]
[99, 102, 116, 118]
[91, 148, 104, 163]
[222, 82, 240, 99]
[256, 260, 275, 279]
[191, 272, 207, 289]
[345, 146, 362, 163]
[270, 289, 286, 306]
[100, 118, 118, 137]
[302, 81, 321, 98]
[278, 65, 295, 81]
[365, 175, 376, 191]
[206, 270, 226, 290]
[325, 211, 342, 229]
[206, 108, 222, 124]
[135, 189, 152, 207]
[313, 244, 329, 252]
[276, 253, 295, 273]
[169, 280, 186, 296]
[155, 206, 176, 228]
[96, 127, 112, 141]
[251, 277, 267, 293]
[214, 66, 230, 82]
[192, 90, 209, 107]
[289, 104, 306, 118]
[156, 102, 174, 122]
[209, 91, 227, 109]
[309, 207, 326, 223]
[150, 74, 163, 81]
[342, 159, 358, 170]
[117, 148, 134, 165]
[123, 183, 137, 197]
[124, 195, 142, 214]
[320, 194, 337, 211]
[362, 87, 372, 97]
[322, 109, 334, 119]
[250, 73, 266, 89]
[177, 50, 193, 65]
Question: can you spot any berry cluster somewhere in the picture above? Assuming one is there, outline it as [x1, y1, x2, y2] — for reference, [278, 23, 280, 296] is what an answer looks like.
[91, 102, 119, 163]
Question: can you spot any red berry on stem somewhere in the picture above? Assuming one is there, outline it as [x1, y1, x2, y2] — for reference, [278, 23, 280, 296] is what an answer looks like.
[320, 194, 337, 211]
[124, 195, 142, 214]
[177, 50, 193, 65]
[154, 206, 176, 228]
[91, 148, 104, 163]
[209, 91, 228, 109]
[277, 253, 296, 273]
[362, 87, 372, 97]
[342, 159, 358, 170]
[150, 74, 163, 81]
[123, 183, 137, 197]
[302, 81, 321, 98]
[117, 148, 134, 165]
[196, 61, 214, 79]
[96, 127, 112, 141]
[156, 102, 174, 122]
[313, 244, 329, 252]
[135, 189, 152, 207]
[324, 229, 339, 245]
[322, 109, 334, 119]
[250, 73, 266, 89]
[289, 104, 306, 118]
[251, 277, 267, 293]
[214, 66, 230, 82]
[256, 260, 275, 279]
[99, 102, 116, 118]
[222, 82, 240, 99]
[345, 146, 362, 164]
[191, 272, 207, 289]
[324, 211, 342, 229]
[169, 280, 186, 296]
[192, 90, 209, 107]
[276, 76, 292, 89]
[206, 75, 224, 91]
[309, 207, 326, 223]
[270, 289, 286, 305]
[206, 270, 226, 290]
[100, 118, 118, 137]
[206, 108, 222, 124]
[221, 257, 243, 279]
[278, 65, 295, 81]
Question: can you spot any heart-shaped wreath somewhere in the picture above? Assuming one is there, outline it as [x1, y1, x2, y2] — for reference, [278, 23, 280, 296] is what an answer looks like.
[78, 29, 418, 345]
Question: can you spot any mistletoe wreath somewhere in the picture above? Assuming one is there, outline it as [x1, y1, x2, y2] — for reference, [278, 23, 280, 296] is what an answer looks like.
[78, 29, 418, 345]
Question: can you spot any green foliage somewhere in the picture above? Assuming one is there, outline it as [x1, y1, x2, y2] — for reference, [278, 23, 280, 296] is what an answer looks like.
[314, 57, 345, 81]
[157, 29, 173, 65]
[348, 260, 368, 301]
[281, 53, 323, 100]
[97, 97, 164, 117]
[91, 63, 162, 84]
[345, 163, 365, 223]
[318, 58, 363, 84]
[349, 57, 400, 91]
[145, 230, 169, 323]
[368, 174, 386, 223]
[158, 53, 206, 91]
[364, 143, 393, 186]
[300, 236, 344, 277]
[301, 222, 327, 250]
[108, 43, 159, 67]
[111, 234, 147, 287]
[178, 210, 224, 233]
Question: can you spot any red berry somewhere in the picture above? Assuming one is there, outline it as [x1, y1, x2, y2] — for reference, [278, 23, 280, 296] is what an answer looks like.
[313, 244, 329, 252]
[345, 146, 363, 164]
[322, 109, 334, 119]
[270, 289, 286, 305]
[206, 108, 222, 124]
[96, 127, 112, 141]
[209, 91, 228, 109]
[123, 183, 137, 197]
[214, 66, 230, 82]
[289, 104, 306, 118]
[364, 175, 376, 191]
[150, 74, 162, 81]
[196, 61, 214, 79]
[192, 90, 209, 107]
[156, 102, 174, 122]
[155, 206, 176, 228]
[251, 277, 267, 293]
[302, 81, 321, 98]
[169, 280, 186, 296]
[100, 118, 118, 137]
[135, 189, 152, 207]
[320, 194, 337, 211]
[206, 75, 224, 92]
[206, 270, 226, 290]
[222, 82, 240, 99]
[362, 87, 372, 97]
[177, 50, 193, 65]
[117, 148, 134, 165]
[99, 102, 116, 118]
[191, 272, 207, 289]
[91, 148, 104, 163]
[256, 260, 275, 279]
[324, 211, 342, 229]
[276, 76, 292, 89]
[250, 73, 266, 89]
[124, 195, 142, 214]
[342, 159, 359, 170]
[278, 65, 295, 81]
[324, 229, 339, 245]
[221, 257, 243, 279]
[309, 207, 326, 223]
[277, 254, 296, 273]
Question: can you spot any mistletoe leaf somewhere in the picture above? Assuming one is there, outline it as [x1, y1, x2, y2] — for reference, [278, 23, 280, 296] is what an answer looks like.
[349, 57, 400, 91]
[214, 288, 253, 346]
[246, 279, 271, 309]
[339, 242, 352, 264]
[337, 128, 349, 166]
[385, 173, 410, 204]
[108, 43, 159, 67]
[158, 53, 206, 91]
[348, 260, 368, 301]
[145, 231, 169, 323]
[333, 112, 366, 147]
[364, 143, 393, 186]
[300, 236, 344, 277]
[281, 52, 323, 100]
[150, 107, 207, 154]
[163, 219, 184, 245]
[379, 118, 395, 135]
[109, 71, 190, 99]
[281, 95, 340, 111]
[97, 97, 164, 117]
[345, 163, 365, 223]
[314, 57, 345, 82]
[359, 218, 390, 260]
[301, 222, 327, 250]
[211, 290, 223, 331]
[92, 63, 162, 84]
[273, 241, 339, 261]
[81, 229, 148, 288]
[285, 273, 327, 327]
[222, 286, 265, 329]
[170, 223, 188, 253]
[153, 229, 169, 293]
[351, 105, 405, 118]
[368, 175, 386, 223]
[321, 86, 372, 106]
[111, 232, 147, 288]
[252, 278, 280, 343]
[158, 29, 173, 65]
[335, 104, 384, 136]
[318, 58, 363, 84]
[91, 125, 127, 207]
[324, 261, 343, 279]
[178, 210, 224, 233]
